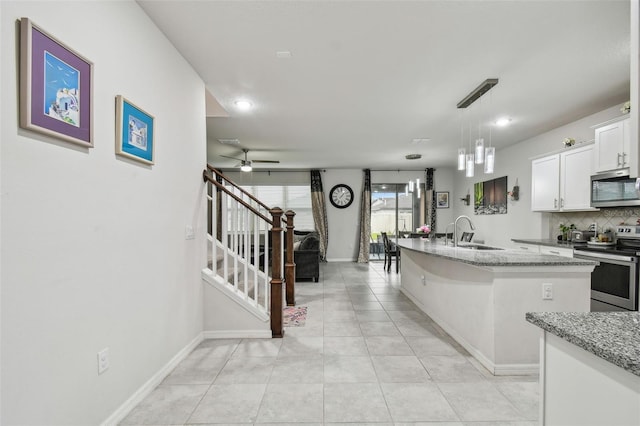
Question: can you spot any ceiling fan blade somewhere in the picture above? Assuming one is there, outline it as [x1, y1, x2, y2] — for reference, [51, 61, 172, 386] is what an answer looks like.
[220, 154, 243, 161]
[251, 159, 280, 164]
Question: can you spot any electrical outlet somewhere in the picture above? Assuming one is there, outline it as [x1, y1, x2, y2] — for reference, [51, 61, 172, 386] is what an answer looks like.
[542, 283, 553, 300]
[185, 225, 195, 240]
[97, 347, 110, 375]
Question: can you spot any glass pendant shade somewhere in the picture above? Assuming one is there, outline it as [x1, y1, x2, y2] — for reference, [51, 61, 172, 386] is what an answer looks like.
[484, 147, 495, 174]
[457, 148, 466, 170]
[475, 138, 485, 164]
[465, 154, 475, 177]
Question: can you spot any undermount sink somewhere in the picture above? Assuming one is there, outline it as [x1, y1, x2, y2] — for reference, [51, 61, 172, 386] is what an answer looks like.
[458, 244, 504, 251]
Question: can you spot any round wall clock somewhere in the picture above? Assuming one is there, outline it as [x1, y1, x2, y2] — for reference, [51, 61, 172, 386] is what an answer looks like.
[329, 184, 354, 209]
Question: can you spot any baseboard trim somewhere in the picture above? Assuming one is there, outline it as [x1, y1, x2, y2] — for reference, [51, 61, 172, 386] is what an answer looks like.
[100, 332, 204, 426]
[401, 288, 539, 377]
[203, 330, 272, 339]
[325, 258, 356, 262]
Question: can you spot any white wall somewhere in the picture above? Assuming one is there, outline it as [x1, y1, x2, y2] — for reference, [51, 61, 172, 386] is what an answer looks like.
[0, 2, 207, 424]
[451, 104, 627, 248]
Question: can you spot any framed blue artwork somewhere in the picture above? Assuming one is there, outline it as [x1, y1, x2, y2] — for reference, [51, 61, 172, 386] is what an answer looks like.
[115, 95, 155, 165]
[20, 18, 93, 147]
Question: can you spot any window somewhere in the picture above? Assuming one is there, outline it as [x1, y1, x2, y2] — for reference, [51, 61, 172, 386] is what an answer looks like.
[240, 185, 314, 230]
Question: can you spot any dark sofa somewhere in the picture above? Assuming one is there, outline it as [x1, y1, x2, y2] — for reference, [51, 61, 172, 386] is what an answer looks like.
[291, 231, 320, 282]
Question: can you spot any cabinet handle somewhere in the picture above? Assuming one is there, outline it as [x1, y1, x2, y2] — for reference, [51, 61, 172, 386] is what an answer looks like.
[520, 246, 529, 250]
[623, 152, 627, 166]
[549, 250, 560, 254]
[618, 153, 623, 167]
[560, 198, 564, 208]
[554, 198, 558, 208]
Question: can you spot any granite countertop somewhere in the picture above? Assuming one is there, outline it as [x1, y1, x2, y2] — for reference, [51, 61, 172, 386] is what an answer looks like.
[526, 312, 640, 377]
[396, 238, 595, 267]
[511, 238, 585, 248]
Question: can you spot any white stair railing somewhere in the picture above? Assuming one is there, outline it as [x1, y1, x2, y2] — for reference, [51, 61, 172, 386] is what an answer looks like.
[203, 166, 295, 337]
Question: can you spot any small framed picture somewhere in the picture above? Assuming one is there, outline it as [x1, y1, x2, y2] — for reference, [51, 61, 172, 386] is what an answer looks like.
[20, 18, 93, 147]
[436, 191, 449, 209]
[115, 95, 155, 165]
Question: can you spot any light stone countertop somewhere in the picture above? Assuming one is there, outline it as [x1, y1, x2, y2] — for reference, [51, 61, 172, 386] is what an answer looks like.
[526, 311, 640, 377]
[511, 238, 586, 249]
[396, 238, 595, 267]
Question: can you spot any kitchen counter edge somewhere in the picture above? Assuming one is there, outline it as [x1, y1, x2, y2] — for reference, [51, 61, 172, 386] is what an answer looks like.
[526, 311, 640, 377]
[511, 238, 584, 249]
[397, 238, 595, 267]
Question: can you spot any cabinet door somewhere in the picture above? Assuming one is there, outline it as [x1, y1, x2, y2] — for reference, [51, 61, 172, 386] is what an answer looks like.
[595, 120, 627, 172]
[513, 242, 541, 253]
[532, 155, 560, 211]
[560, 144, 595, 211]
[540, 245, 574, 258]
[622, 117, 631, 167]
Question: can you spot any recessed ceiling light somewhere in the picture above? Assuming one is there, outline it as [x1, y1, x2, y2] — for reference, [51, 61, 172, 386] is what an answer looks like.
[217, 138, 240, 145]
[411, 138, 431, 145]
[496, 117, 511, 127]
[276, 51, 292, 59]
[234, 100, 252, 110]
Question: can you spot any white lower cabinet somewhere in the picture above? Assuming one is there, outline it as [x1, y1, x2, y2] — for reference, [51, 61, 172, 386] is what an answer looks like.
[540, 245, 574, 258]
[531, 144, 596, 212]
[514, 243, 540, 253]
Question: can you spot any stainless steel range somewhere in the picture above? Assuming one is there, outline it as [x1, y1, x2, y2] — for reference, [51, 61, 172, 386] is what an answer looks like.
[573, 225, 640, 311]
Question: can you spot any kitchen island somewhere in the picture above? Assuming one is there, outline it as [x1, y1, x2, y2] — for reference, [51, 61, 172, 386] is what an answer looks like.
[397, 238, 595, 375]
[527, 312, 640, 426]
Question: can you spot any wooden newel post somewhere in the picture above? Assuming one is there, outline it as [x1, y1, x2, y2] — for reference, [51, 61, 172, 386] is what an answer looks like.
[284, 210, 296, 307]
[270, 207, 284, 338]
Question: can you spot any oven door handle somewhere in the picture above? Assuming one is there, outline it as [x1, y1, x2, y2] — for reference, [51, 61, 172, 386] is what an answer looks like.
[574, 251, 637, 263]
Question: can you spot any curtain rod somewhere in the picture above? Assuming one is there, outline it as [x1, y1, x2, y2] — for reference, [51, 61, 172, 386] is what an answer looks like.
[218, 168, 326, 173]
[369, 169, 435, 172]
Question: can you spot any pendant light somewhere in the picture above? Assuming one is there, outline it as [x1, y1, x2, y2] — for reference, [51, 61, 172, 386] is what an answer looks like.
[416, 178, 421, 198]
[475, 99, 484, 164]
[457, 148, 466, 170]
[465, 153, 475, 177]
[466, 108, 475, 177]
[484, 91, 495, 174]
[484, 146, 495, 174]
[457, 111, 466, 170]
[475, 138, 485, 164]
[456, 78, 499, 175]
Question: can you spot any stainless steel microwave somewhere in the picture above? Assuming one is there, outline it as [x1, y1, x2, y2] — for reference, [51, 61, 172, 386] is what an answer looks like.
[591, 170, 640, 207]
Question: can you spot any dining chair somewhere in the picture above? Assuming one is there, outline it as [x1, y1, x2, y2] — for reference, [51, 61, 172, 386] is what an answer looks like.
[381, 232, 400, 273]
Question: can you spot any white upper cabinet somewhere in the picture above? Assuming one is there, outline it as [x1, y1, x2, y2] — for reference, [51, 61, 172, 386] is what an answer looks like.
[531, 144, 596, 212]
[594, 116, 631, 173]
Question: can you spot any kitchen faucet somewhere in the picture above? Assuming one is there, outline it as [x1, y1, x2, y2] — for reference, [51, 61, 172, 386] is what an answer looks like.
[444, 222, 455, 246]
[454, 215, 476, 247]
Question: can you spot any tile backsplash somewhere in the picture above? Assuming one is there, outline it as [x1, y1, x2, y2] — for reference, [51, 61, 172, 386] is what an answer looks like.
[550, 208, 640, 238]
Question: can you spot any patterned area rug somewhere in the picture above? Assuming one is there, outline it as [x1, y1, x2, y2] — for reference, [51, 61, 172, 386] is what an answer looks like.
[283, 306, 307, 327]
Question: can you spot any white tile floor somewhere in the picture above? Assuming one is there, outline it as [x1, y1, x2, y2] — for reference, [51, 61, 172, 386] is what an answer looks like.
[121, 261, 539, 425]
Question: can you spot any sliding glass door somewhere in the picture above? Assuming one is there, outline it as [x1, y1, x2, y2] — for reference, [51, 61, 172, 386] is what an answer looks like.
[370, 183, 426, 260]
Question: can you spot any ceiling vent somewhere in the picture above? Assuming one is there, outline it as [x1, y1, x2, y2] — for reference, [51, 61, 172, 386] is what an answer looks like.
[405, 154, 422, 160]
[218, 138, 240, 145]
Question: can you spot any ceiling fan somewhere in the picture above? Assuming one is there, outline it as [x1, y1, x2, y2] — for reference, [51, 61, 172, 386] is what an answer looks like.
[220, 148, 280, 172]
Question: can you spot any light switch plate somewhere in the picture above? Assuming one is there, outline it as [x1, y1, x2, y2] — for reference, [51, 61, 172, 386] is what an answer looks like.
[98, 347, 110, 374]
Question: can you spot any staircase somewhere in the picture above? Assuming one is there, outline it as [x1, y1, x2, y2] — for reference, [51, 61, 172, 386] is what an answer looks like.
[202, 166, 296, 338]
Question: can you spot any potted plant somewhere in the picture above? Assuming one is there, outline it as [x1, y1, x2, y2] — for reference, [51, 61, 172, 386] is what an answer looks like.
[559, 223, 576, 241]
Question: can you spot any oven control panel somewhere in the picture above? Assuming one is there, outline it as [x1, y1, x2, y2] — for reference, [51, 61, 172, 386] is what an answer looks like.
[616, 226, 640, 237]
